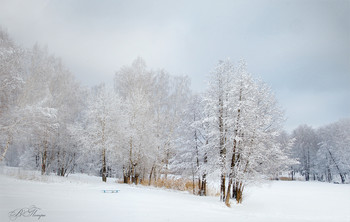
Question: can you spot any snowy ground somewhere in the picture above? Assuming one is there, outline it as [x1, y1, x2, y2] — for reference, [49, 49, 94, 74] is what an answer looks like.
[1, 168, 350, 222]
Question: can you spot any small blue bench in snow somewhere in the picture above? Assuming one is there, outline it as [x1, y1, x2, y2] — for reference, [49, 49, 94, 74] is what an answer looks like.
[102, 190, 120, 193]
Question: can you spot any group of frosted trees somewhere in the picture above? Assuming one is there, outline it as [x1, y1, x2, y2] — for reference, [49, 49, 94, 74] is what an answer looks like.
[2, 28, 348, 206]
[71, 58, 192, 184]
[289, 120, 350, 184]
[176, 60, 292, 205]
[0, 28, 193, 184]
[0, 29, 83, 177]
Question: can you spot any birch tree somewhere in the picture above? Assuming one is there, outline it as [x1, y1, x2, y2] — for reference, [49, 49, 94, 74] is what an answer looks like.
[0, 28, 25, 163]
[204, 59, 234, 201]
[317, 119, 350, 183]
[80, 84, 123, 182]
[291, 125, 319, 181]
[204, 59, 291, 205]
[173, 94, 207, 195]
[115, 57, 156, 184]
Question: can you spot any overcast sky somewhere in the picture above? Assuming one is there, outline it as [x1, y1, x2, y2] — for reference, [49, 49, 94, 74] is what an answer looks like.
[0, 0, 349, 131]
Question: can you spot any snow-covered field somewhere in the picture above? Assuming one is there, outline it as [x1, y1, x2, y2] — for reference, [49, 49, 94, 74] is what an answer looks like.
[1, 168, 349, 222]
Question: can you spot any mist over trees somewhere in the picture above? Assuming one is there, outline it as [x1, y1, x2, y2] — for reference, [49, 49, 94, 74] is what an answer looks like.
[1, 28, 349, 206]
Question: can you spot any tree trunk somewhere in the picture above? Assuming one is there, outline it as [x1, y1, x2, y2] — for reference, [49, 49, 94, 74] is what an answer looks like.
[123, 166, 128, 183]
[129, 138, 133, 184]
[305, 171, 309, 181]
[220, 173, 226, 201]
[328, 150, 345, 183]
[200, 151, 208, 196]
[164, 150, 169, 179]
[194, 128, 201, 195]
[102, 148, 107, 182]
[154, 168, 158, 184]
[134, 173, 139, 185]
[60, 167, 65, 177]
[327, 168, 332, 182]
[232, 183, 237, 199]
[41, 151, 46, 175]
[219, 94, 226, 202]
[225, 178, 232, 207]
[198, 178, 201, 195]
[36, 153, 40, 168]
[57, 151, 60, 176]
[131, 164, 136, 184]
[305, 148, 310, 181]
[0, 135, 11, 162]
[225, 133, 239, 203]
[339, 173, 345, 184]
[192, 169, 195, 194]
[200, 173, 207, 196]
[236, 185, 243, 204]
[149, 165, 155, 186]
[226, 180, 244, 205]
[141, 167, 146, 184]
[229, 181, 244, 204]
[41, 140, 48, 175]
[219, 135, 226, 201]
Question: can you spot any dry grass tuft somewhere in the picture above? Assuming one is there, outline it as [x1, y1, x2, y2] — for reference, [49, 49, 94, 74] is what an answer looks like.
[121, 177, 216, 196]
[139, 177, 204, 194]
[279, 177, 293, 181]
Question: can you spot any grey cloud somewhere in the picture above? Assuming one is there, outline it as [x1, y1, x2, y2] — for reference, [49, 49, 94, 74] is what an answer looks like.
[0, 0, 349, 131]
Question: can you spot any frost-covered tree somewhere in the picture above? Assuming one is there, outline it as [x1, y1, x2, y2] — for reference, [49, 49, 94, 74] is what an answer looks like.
[276, 130, 296, 180]
[114, 57, 191, 184]
[203, 59, 291, 205]
[17, 44, 85, 176]
[173, 94, 208, 195]
[15, 45, 61, 175]
[147, 70, 171, 184]
[0, 29, 84, 175]
[204, 59, 234, 201]
[316, 119, 350, 183]
[291, 125, 319, 181]
[165, 75, 191, 177]
[115, 57, 156, 184]
[0, 28, 25, 163]
[77, 84, 123, 182]
[48, 68, 84, 176]
[224, 61, 289, 205]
